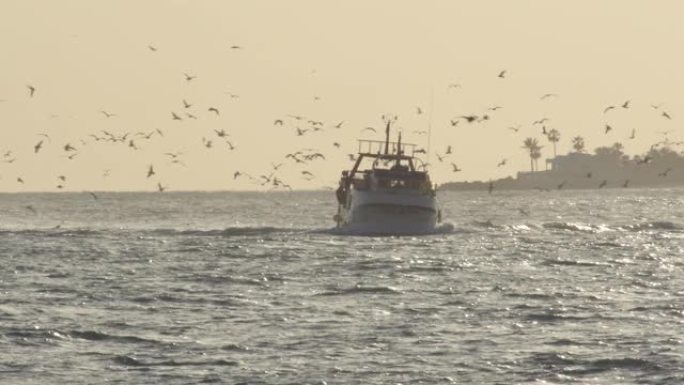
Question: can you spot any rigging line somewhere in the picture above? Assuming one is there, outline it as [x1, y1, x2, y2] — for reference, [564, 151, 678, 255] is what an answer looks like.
[426, 86, 435, 169]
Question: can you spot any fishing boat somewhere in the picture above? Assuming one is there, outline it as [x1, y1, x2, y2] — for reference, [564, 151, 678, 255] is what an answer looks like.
[334, 120, 440, 235]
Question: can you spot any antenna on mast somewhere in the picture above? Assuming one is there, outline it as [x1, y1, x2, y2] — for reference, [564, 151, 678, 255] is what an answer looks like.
[426, 87, 435, 168]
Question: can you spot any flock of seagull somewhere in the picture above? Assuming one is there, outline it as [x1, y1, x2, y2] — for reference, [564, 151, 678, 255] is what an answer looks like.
[4, 52, 681, 203]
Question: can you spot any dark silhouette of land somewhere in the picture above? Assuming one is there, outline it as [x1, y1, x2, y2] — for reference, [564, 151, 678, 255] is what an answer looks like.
[441, 143, 684, 191]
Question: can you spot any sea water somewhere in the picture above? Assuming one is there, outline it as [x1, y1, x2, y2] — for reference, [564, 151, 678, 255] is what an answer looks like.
[1, 189, 683, 384]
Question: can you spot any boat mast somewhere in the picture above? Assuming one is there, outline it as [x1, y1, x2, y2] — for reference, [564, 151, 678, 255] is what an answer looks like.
[384, 119, 391, 155]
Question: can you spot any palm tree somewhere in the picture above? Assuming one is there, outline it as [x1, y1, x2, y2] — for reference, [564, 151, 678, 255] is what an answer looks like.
[522, 137, 540, 172]
[531, 146, 543, 171]
[571, 136, 585, 153]
[547, 129, 561, 157]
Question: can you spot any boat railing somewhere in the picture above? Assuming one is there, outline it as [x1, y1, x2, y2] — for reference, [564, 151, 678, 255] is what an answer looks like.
[357, 139, 417, 156]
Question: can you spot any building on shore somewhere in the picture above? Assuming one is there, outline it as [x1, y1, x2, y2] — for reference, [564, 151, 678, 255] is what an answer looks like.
[441, 145, 684, 191]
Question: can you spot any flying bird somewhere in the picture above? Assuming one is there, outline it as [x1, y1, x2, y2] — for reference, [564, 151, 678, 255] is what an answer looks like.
[598, 180, 608, 189]
[362, 127, 376, 133]
[208, 107, 220, 115]
[451, 163, 461, 172]
[147, 165, 155, 178]
[603, 105, 616, 114]
[604, 124, 612, 134]
[157, 182, 167, 192]
[172, 112, 182, 120]
[34, 140, 44, 153]
[27, 85, 36, 97]
[497, 70, 507, 78]
[274, 119, 284, 126]
[621, 100, 630, 109]
[662, 111, 672, 119]
[497, 159, 507, 167]
[533, 118, 549, 125]
[100, 110, 115, 118]
[147, 45, 157, 52]
[540, 93, 557, 100]
[182, 99, 192, 108]
[629, 129, 636, 140]
[183, 73, 196, 82]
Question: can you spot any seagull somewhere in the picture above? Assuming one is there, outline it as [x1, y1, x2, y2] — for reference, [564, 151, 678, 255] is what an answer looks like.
[497, 159, 507, 167]
[208, 107, 220, 115]
[445, 145, 452, 154]
[460, 115, 478, 123]
[182, 99, 192, 108]
[225, 140, 235, 150]
[488, 106, 503, 111]
[508, 125, 520, 132]
[497, 70, 506, 78]
[448, 83, 461, 89]
[274, 119, 284, 126]
[362, 127, 376, 133]
[662, 111, 672, 119]
[34, 140, 44, 153]
[183, 73, 196, 82]
[157, 182, 167, 192]
[622, 179, 630, 188]
[214, 129, 228, 138]
[658, 168, 672, 177]
[147, 45, 157, 52]
[17, 177, 24, 184]
[63, 143, 76, 152]
[629, 129, 636, 140]
[334, 121, 345, 129]
[333, 142, 341, 148]
[301, 171, 314, 179]
[540, 93, 557, 100]
[451, 163, 461, 172]
[172, 112, 182, 120]
[88, 191, 99, 200]
[542, 126, 547, 135]
[147, 165, 155, 178]
[185, 112, 197, 119]
[598, 180, 608, 189]
[416, 106, 423, 115]
[557, 181, 566, 190]
[621, 100, 630, 109]
[603, 105, 616, 113]
[533, 118, 549, 125]
[450, 119, 460, 127]
[604, 124, 612, 134]
[230, 45, 242, 50]
[100, 110, 115, 118]
[58, 175, 66, 182]
[348, 154, 357, 161]
[27, 85, 36, 97]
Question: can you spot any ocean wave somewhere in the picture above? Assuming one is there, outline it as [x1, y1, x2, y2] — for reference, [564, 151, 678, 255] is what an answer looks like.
[543, 222, 613, 233]
[112, 355, 239, 367]
[621, 221, 684, 232]
[315, 284, 402, 296]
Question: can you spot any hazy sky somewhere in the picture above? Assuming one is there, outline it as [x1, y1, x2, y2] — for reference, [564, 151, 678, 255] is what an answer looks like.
[1, 1, 682, 191]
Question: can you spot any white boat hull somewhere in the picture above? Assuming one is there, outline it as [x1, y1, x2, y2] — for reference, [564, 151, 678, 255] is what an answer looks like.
[337, 189, 438, 235]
